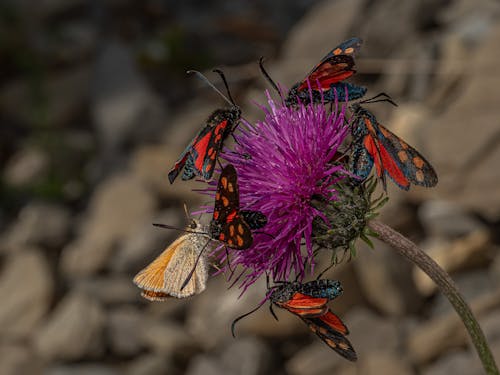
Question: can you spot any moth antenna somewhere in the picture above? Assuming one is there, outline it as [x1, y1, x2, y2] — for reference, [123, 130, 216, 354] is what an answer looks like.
[152, 223, 208, 236]
[360, 92, 398, 107]
[183, 202, 191, 221]
[187, 70, 234, 107]
[180, 238, 213, 291]
[269, 304, 279, 321]
[231, 299, 267, 338]
[259, 57, 283, 100]
[213, 69, 236, 105]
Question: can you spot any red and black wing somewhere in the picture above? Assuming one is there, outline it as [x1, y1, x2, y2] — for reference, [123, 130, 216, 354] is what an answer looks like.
[302, 310, 357, 361]
[212, 164, 253, 249]
[168, 108, 240, 183]
[297, 38, 363, 92]
[275, 292, 329, 317]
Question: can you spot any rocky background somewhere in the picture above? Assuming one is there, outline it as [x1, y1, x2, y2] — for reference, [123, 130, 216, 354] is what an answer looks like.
[1, 0, 500, 374]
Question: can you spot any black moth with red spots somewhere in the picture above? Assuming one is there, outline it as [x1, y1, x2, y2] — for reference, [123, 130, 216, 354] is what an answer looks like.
[209, 164, 266, 250]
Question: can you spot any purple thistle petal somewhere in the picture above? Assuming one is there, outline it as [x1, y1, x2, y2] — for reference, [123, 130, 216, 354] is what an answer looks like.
[205, 90, 350, 290]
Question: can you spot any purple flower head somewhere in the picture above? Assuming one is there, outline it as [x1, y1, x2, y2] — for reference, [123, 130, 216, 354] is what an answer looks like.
[212, 91, 350, 289]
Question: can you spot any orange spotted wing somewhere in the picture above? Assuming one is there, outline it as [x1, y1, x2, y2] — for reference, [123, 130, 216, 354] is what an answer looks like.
[350, 104, 438, 190]
[209, 164, 253, 250]
[270, 280, 357, 361]
[168, 107, 241, 184]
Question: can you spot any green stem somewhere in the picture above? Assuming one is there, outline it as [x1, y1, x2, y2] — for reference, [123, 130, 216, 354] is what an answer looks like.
[368, 219, 498, 375]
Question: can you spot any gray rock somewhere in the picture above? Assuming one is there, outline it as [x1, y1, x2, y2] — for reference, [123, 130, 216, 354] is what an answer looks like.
[125, 354, 174, 375]
[355, 352, 413, 375]
[186, 355, 226, 375]
[107, 307, 145, 357]
[423, 350, 481, 375]
[426, 24, 500, 220]
[220, 336, 273, 375]
[0, 343, 43, 375]
[286, 341, 344, 375]
[111, 208, 184, 274]
[92, 40, 168, 151]
[34, 292, 105, 361]
[45, 364, 119, 375]
[418, 200, 486, 238]
[0, 250, 53, 339]
[141, 318, 197, 355]
[74, 276, 140, 305]
[354, 240, 423, 316]
[2, 201, 71, 250]
[61, 172, 156, 277]
[2, 147, 49, 188]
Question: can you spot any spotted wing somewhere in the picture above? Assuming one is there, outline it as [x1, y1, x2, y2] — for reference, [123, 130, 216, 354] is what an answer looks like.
[168, 139, 197, 184]
[302, 311, 357, 361]
[297, 38, 363, 92]
[374, 123, 438, 188]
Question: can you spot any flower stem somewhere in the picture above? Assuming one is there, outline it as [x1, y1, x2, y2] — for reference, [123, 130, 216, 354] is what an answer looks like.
[368, 219, 498, 375]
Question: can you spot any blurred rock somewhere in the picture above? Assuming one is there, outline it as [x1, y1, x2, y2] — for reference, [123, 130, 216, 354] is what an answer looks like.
[0, 66, 91, 127]
[479, 310, 500, 345]
[419, 200, 486, 238]
[111, 208, 184, 274]
[125, 354, 174, 375]
[141, 318, 197, 355]
[354, 241, 423, 316]
[407, 288, 500, 364]
[286, 341, 344, 375]
[0, 249, 53, 339]
[220, 336, 273, 375]
[0, 343, 43, 375]
[2, 147, 49, 188]
[426, 24, 500, 220]
[186, 276, 301, 350]
[61, 172, 156, 277]
[423, 350, 481, 375]
[414, 230, 492, 296]
[34, 292, 105, 361]
[346, 352, 413, 375]
[74, 276, 140, 305]
[92, 40, 168, 150]
[45, 364, 119, 375]
[186, 355, 225, 375]
[107, 307, 145, 357]
[130, 144, 203, 203]
[346, 308, 401, 356]
[2, 201, 71, 251]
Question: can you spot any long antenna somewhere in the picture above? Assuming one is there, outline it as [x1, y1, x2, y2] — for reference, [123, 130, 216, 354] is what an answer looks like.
[213, 69, 236, 105]
[231, 299, 268, 338]
[152, 223, 208, 236]
[187, 70, 234, 107]
[360, 92, 398, 107]
[259, 57, 283, 100]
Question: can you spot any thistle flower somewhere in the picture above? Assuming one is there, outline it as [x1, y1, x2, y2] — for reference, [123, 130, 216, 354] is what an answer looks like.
[213, 91, 350, 289]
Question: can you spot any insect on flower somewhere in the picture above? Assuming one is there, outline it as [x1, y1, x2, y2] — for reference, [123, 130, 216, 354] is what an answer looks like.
[349, 102, 438, 190]
[133, 211, 212, 300]
[232, 279, 357, 362]
[168, 70, 242, 184]
[259, 38, 367, 105]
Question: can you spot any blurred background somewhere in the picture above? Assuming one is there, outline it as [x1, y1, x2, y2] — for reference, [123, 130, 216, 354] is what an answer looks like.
[1, 0, 500, 374]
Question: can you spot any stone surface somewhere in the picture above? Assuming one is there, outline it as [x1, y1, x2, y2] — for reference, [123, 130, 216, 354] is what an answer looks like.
[220, 336, 273, 375]
[0, 250, 53, 339]
[0, 343, 43, 375]
[46, 364, 119, 375]
[354, 240, 423, 316]
[355, 352, 413, 375]
[107, 307, 145, 357]
[2, 147, 49, 188]
[186, 355, 225, 375]
[125, 354, 173, 375]
[423, 350, 482, 375]
[141, 318, 196, 355]
[418, 200, 486, 238]
[61, 172, 156, 277]
[92, 40, 168, 150]
[414, 230, 492, 296]
[74, 276, 140, 305]
[34, 292, 105, 361]
[111, 208, 184, 274]
[426, 24, 500, 219]
[286, 341, 344, 375]
[2, 201, 71, 250]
